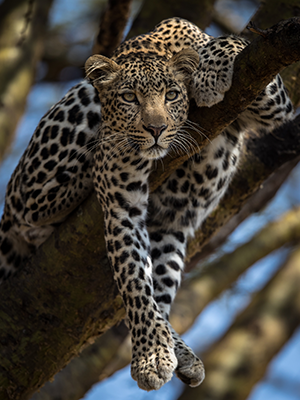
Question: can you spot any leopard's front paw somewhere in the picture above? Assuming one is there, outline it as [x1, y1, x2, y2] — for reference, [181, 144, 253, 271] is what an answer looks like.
[191, 36, 248, 108]
[191, 52, 233, 108]
[175, 349, 205, 387]
[130, 323, 177, 391]
[172, 329, 205, 387]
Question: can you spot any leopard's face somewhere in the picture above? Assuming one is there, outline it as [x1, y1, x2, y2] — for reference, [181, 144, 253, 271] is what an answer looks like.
[85, 49, 199, 160]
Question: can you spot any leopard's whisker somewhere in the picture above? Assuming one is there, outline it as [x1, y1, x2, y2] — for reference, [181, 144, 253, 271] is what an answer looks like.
[185, 118, 211, 134]
[184, 120, 213, 145]
[176, 131, 199, 157]
[177, 129, 201, 153]
[171, 138, 190, 157]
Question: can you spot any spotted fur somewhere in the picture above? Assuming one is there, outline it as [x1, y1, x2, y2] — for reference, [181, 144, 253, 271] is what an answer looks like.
[0, 17, 293, 391]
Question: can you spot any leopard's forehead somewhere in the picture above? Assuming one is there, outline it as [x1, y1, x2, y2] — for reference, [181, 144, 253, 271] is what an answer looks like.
[115, 52, 168, 71]
[114, 54, 180, 94]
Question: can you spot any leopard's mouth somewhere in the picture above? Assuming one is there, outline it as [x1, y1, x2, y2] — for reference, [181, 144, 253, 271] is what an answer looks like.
[142, 143, 168, 160]
[127, 137, 169, 159]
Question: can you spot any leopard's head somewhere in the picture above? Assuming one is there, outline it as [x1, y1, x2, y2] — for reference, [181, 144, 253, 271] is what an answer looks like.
[85, 49, 199, 159]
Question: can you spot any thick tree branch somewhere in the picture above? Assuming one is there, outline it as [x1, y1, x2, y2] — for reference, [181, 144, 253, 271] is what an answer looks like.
[0, 18, 300, 400]
[30, 323, 129, 400]
[241, 0, 300, 108]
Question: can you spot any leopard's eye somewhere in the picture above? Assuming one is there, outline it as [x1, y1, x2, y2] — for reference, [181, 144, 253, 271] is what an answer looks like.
[166, 90, 179, 101]
[122, 92, 137, 102]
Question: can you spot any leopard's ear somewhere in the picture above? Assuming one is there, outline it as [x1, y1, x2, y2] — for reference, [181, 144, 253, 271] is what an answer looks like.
[85, 55, 121, 88]
[168, 49, 199, 79]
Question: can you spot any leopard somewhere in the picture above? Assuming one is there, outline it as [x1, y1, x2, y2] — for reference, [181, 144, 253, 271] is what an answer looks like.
[0, 17, 293, 391]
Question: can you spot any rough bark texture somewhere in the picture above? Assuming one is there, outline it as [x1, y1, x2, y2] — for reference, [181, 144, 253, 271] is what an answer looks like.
[0, 195, 125, 400]
[0, 17, 300, 400]
[0, 0, 54, 161]
[30, 323, 129, 400]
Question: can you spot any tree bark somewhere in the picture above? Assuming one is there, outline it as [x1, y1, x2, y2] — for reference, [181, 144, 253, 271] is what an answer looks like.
[0, 17, 300, 400]
[30, 323, 129, 400]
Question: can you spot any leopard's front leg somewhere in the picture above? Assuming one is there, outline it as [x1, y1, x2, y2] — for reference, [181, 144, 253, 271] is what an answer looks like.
[148, 197, 206, 388]
[93, 144, 177, 391]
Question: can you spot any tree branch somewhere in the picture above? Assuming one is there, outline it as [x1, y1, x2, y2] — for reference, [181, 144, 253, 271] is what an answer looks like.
[0, 0, 54, 161]
[0, 17, 300, 400]
[30, 322, 129, 400]
[92, 0, 133, 57]
[241, 0, 300, 108]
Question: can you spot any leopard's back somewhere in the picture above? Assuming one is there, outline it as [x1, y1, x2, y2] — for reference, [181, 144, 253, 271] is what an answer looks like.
[0, 82, 101, 278]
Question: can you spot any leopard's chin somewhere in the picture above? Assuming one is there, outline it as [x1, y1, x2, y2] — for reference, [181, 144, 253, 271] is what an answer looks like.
[141, 145, 168, 160]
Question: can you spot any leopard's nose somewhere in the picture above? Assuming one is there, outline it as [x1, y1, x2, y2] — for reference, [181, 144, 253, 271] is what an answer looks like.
[143, 124, 167, 139]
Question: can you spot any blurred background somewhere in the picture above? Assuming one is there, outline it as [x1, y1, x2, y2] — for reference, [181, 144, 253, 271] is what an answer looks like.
[0, 0, 300, 399]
